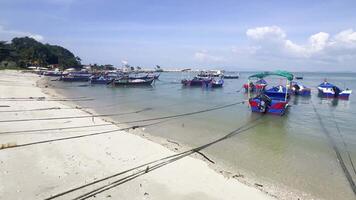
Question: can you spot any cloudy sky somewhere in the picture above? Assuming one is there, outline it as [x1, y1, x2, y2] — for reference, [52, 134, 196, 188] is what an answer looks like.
[1, 0, 356, 71]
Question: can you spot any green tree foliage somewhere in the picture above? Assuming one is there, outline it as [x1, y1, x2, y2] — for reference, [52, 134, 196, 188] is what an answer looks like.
[0, 37, 81, 69]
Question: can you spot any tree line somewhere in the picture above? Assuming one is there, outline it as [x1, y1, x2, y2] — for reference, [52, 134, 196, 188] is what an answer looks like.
[0, 37, 81, 69]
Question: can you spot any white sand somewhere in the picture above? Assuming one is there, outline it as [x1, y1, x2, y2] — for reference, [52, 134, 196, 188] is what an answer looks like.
[0, 70, 275, 200]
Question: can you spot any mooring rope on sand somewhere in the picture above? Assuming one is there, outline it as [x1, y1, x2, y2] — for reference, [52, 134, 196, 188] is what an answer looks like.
[44, 116, 263, 200]
[0, 101, 244, 135]
[0, 101, 244, 149]
[0, 120, 167, 150]
[0, 108, 152, 123]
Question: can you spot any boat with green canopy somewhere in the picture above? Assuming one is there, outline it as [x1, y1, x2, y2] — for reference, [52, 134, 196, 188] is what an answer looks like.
[247, 70, 293, 115]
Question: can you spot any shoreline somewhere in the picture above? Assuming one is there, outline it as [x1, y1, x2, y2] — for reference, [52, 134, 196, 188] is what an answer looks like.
[38, 75, 282, 198]
[0, 70, 275, 199]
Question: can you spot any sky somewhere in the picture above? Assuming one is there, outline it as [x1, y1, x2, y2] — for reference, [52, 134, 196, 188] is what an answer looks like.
[1, 0, 356, 71]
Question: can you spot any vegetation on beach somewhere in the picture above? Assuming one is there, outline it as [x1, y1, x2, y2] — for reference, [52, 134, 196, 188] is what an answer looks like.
[0, 37, 81, 69]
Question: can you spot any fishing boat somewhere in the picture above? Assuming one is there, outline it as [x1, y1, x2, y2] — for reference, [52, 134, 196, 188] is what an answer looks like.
[181, 77, 212, 87]
[224, 72, 240, 79]
[291, 82, 311, 96]
[147, 73, 160, 80]
[112, 78, 154, 86]
[43, 70, 62, 77]
[181, 77, 224, 88]
[211, 79, 224, 88]
[127, 73, 160, 80]
[248, 71, 293, 115]
[60, 72, 91, 82]
[243, 79, 267, 93]
[318, 81, 352, 99]
[196, 70, 224, 78]
[90, 75, 113, 84]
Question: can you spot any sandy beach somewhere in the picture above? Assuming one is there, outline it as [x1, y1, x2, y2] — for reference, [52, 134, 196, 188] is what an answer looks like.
[0, 70, 274, 200]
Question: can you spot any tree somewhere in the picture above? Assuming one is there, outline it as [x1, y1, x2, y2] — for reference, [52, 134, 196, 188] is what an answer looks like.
[0, 37, 81, 68]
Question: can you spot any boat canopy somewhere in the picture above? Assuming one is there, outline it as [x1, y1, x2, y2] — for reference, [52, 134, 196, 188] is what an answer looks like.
[319, 82, 336, 88]
[248, 70, 294, 81]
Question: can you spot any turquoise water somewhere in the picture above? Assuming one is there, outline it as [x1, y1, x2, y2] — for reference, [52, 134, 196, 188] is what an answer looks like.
[48, 72, 356, 200]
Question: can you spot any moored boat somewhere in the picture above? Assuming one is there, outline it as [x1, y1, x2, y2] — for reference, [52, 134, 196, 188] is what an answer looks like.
[291, 82, 311, 96]
[90, 75, 113, 84]
[112, 78, 154, 86]
[318, 81, 352, 99]
[248, 71, 293, 115]
[211, 79, 224, 88]
[196, 70, 224, 78]
[181, 77, 211, 87]
[127, 73, 160, 80]
[224, 73, 240, 79]
[43, 70, 62, 77]
[60, 72, 91, 82]
[181, 77, 224, 88]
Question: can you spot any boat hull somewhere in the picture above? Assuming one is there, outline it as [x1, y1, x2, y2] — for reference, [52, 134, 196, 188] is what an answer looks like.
[224, 75, 239, 79]
[182, 79, 223, 88]
[113, 79, 154, 86]
[318, 87, 352, 100]
[60, 77, 90, 82]
[249, 98, 288, 115]
[90, 79, 112, 84]
[294, 89, 311, 96]
[44, 73, 62, 77]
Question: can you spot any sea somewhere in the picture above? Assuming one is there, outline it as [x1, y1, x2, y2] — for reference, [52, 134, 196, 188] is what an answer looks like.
[46, 72, 356, 200]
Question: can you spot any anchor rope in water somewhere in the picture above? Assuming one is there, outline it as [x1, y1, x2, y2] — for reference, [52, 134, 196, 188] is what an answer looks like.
[312, 104, 356, 195]
[329, 110, 356, 176]
[44, 116, 263, 200]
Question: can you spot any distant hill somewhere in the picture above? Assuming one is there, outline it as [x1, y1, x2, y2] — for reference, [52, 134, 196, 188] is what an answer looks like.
[0, 37, 81, 69]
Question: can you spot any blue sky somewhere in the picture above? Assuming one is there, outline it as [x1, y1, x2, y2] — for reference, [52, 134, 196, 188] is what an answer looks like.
[1, 0, 356, 71]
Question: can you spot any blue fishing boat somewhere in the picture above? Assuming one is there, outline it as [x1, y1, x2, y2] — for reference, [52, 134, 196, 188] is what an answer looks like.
[291, 82, 311, 96]
[211, 78, 224, 88]
[224, 73, 240, 79]
[318, 81, 352, 99]
[112, 77, 154, 86]
[248, 71, 293, 115]
[127, 73, 160, 80]
[60, 72, 91, 82]
[90, 75, 112, 84]
[181, 77, 224, 88]
[181, 77, 211, 87]
[43, 70, 62, 77]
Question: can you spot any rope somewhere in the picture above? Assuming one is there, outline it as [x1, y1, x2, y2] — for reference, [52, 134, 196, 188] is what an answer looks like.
[0, 120, 166, 151]
[330, 110, 356, 176]
[0, 101, 244, 135]
[312, 104, 356, 195]
[0, 108, 152, 123]
[44, 116, 263, 200]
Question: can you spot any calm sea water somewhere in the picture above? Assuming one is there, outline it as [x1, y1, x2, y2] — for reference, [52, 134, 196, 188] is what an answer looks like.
[48, 72, 356, 200]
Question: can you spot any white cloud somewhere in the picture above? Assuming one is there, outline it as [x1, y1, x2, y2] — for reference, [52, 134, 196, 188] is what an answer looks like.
[245, 26, 356, 64]
[246, 26, 286, 40]
[194, 50, 224, 62]
[334, 29, 356, 44]
[0, 25, 44, 42]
